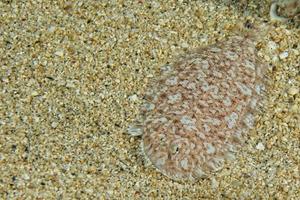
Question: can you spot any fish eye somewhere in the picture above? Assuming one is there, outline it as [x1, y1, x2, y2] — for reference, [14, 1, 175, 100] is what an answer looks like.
[171, 144, 180, 154]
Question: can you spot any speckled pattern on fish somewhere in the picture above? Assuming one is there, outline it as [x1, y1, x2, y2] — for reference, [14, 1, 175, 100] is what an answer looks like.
[140, 35, 267, 181]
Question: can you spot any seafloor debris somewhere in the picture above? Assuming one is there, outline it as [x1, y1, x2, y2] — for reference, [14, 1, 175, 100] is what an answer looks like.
[129, 27, 269, 181]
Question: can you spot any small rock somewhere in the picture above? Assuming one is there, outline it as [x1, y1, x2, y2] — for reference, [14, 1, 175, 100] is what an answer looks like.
[22, 173, 30, 180]
[181, 42, 189, 48]
[272, 56, 279, 63]
[55, 50, 64, 57]
[268, 41, 278, 51]
[48, 25, 56, 33]
[211, 177, 219, 190]
[151, 1, 160, 8]
[256, 142, 265, 151]
[279, 51, 289, 59]
[128, 94, 138, 102]
[51, 121, 59, 128]
[34, 116, 40, 123]
[66, 80, 76, 88]
[288, 86, 299, 96]
[127, 125, 143, 136]
[31, 91, 39, 96]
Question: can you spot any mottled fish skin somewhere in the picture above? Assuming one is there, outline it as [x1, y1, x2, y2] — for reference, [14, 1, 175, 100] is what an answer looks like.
[141, 35, 266, 181]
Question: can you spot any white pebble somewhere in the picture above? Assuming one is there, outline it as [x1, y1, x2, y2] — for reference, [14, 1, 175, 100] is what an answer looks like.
[279, 51, 289, 59]
[127, 125, 143, 136]
[181, 42, 189, 48]
[55, 50, 64, 57]
[211, 177, 219, 190]
[128, 94, 138, 102]
[151, 1, 160, 8]
[48, 25, 56, 33]
[272, 56, 279, 63]
[22, 173, 30, 180]
[256, 142, 265, 151]
[51, 121, 59, 128]
[66, 80, 76, 88]
[31, 91, 39, 96]
[268, 41, 277, 51]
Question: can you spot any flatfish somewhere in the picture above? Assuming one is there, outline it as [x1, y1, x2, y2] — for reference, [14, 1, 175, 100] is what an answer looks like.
[129, 29, 268, 181]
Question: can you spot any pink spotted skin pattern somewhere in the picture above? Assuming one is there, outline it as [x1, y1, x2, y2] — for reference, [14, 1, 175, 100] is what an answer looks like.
[141, 36, 266, 181]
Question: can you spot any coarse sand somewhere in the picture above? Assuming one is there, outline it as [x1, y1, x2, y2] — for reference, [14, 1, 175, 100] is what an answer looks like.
[0, 0, 299, 199]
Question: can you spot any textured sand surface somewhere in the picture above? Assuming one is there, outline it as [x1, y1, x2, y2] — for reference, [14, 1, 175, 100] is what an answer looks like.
[1, 0, 299, 199]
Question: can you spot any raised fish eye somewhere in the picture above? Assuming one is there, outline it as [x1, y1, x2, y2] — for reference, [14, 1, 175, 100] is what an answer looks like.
[170, 144, 180, 154]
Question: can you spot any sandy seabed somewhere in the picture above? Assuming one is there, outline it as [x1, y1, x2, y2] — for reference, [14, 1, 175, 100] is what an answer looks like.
[0, 0, 299, 199]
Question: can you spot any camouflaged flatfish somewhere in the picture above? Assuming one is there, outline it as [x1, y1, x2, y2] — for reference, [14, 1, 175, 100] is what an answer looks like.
[129, 34, 267, 181]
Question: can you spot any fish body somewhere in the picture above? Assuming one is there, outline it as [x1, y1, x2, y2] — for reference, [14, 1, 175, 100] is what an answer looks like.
[130, 34, 267, 181]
